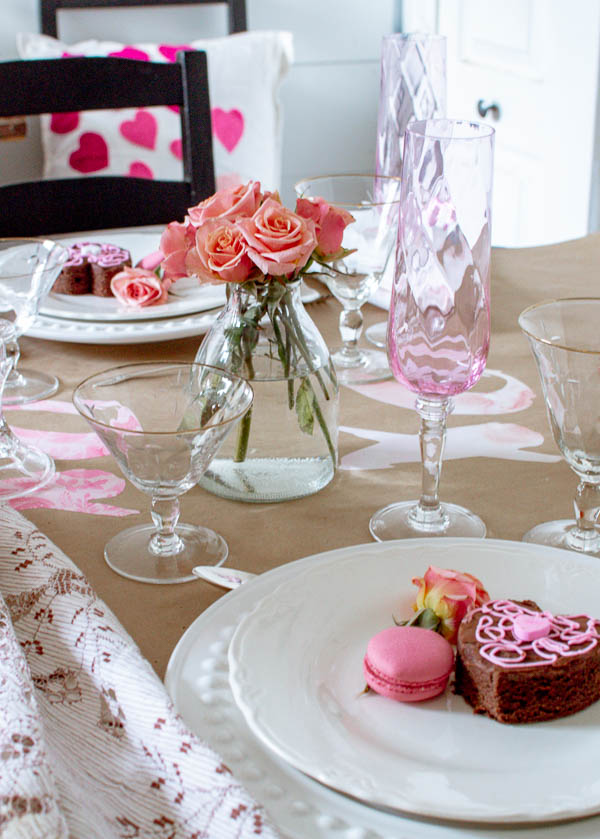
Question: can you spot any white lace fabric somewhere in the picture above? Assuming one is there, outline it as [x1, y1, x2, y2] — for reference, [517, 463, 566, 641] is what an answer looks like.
[0, 503, 279, 839]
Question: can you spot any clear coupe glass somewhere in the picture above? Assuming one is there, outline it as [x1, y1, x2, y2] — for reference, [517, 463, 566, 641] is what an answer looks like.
[73, 362, 253, 584]
[370, 119, 495, 541]
[0, 238, 67, 405]
[519, 298, 600, 555]
[294, 174, 402, 385]
[0, 319, 55, 499]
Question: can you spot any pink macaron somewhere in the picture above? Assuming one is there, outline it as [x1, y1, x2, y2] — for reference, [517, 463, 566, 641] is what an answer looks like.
[363, 625, 454, 702]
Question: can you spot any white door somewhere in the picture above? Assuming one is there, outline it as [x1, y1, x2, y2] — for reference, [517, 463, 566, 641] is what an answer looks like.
[403, 0, 600, 247]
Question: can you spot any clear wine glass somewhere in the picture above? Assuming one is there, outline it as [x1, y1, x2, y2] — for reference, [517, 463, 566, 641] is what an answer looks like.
[370, 119, 495, 540]
[519, 298, 600, 555]
[0, 319, 55, 499]
[294, 174, 402, 385]
[0, 238, 68, 406]
[366, 32, 447, 350]
[73, 362, 253, 584]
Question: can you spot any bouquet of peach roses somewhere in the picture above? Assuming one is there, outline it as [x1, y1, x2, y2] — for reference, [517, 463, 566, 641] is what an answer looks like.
[147, 181, 354, 466]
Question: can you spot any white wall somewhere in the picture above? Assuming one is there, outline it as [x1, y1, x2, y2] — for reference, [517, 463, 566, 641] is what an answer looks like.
[0, 1, 400, 205]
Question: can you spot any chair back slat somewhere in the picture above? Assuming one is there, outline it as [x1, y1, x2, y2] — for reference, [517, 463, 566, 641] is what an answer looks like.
[40, 0, 247, 39]
[0, 50, 215, 236]
[1, 178, 197, 237]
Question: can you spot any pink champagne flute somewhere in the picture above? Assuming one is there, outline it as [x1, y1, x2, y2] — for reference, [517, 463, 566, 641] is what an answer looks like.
[370, 118, 495, 540]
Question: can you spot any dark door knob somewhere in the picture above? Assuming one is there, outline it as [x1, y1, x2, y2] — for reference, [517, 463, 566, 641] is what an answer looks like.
[477, 99, 501, 120]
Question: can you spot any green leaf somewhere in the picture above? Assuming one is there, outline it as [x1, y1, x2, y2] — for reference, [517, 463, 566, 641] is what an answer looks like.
[295, 377, 315, 435]
[393, 608, 441, 633]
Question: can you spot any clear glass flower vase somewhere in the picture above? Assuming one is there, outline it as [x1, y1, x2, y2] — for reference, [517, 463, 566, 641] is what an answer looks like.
[194, 280, 339, 502]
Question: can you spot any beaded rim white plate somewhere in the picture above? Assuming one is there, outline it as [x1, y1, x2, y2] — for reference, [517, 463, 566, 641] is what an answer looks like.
[228, 539, 600, 825]
[166, 540, 600, 839]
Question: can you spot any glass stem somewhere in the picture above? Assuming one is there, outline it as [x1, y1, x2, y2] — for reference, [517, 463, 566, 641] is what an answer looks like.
[149, 495, 185, 556]
[3, 336, 23, 388]
[408, 396, 452, 532]
[568, 480, 600, 551]
[338, 307, 364, 362]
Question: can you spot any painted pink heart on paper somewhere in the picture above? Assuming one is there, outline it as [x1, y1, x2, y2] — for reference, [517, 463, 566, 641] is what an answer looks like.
[167, 105, 180, 114]
[109, 46, 149, 61]
[158, 44, 194, 62]
[169, 139, 183, 160]
[50, 112, 80, 134]
[119, 110, 158, 150]
[69, 132, 109, 173]
[212, 108, 244, 153]
[128, 161, 154, 179]
[9, 469, 139, 517]
[9, 426, 109, 460]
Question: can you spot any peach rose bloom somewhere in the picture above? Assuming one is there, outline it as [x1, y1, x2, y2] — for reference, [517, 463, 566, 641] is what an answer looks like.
[296, 196, 355, 258]
[110, 267, 170, 307]
[412, 566, 490, 645]
[186, 219, 254, 285]
[159, 221, 195, 280]
[237, 198, 317, 277]
[187, 181, 262, 225]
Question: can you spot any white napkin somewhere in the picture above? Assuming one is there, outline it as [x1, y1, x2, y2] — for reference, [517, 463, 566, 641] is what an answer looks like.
[0, 504, 279, 839]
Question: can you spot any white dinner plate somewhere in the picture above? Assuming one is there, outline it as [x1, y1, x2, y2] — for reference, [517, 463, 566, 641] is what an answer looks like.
[166, 539, 600, 839]
[228, 539, 600, 825]
[40, 233, 226, 321]
[27, 308, 219, 344]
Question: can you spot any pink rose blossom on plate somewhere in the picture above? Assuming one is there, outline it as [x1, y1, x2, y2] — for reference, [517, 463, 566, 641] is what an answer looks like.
[236, 198, 317, 277]
[409, 566, 490, 645]
[110, 267, 171, 308]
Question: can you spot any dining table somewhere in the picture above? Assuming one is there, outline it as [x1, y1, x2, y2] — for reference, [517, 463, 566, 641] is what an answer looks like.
[2, 231, 600, 838]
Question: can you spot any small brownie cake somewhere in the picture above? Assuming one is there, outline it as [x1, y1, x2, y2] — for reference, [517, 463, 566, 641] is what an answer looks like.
[455, 599, 600, 724]
[52, 242, 131, 297]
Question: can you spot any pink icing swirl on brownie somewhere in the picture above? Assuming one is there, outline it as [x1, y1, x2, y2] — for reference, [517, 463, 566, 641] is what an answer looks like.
[64, 242, 129, 268]
[473, 599, 600, 669]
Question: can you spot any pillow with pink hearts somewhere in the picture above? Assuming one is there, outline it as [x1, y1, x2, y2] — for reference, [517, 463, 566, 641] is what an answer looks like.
[17, 31, 293, 194]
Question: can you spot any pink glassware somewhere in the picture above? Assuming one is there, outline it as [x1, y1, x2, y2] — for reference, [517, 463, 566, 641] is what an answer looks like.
[370, 118, 495, 540]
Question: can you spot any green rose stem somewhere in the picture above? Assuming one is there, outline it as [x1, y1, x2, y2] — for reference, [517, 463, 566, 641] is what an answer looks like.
[231, 280, 337, 468]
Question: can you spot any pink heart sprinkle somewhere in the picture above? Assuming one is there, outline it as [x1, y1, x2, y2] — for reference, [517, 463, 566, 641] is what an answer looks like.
[69, 132, 109, 173]
[50, 112, 80, 134]
[119, 110, 158, 150]
[128, 161, 154, 179]
[513, 614, 552, 642]
[170, 139, 183, 160]
[211, 107, 244, 153]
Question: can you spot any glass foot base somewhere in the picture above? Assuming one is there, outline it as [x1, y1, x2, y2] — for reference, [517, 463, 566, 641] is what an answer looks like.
[332, 348, 392, 385]
[522, 519, 600, 556]
[0, 435, 55, 501]
[3, 369, 59, 406]
[104, 523, 228, 584]
[365, 321, 387, 349]
[370, 500, 486, 541]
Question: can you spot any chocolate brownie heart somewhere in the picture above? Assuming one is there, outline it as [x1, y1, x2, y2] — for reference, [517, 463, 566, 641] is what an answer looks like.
[455, 599, 600, 724]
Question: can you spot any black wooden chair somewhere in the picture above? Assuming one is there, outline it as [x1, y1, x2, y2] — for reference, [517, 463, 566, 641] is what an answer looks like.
[40, 0, 247, 39]
[0, 51, 215, 237]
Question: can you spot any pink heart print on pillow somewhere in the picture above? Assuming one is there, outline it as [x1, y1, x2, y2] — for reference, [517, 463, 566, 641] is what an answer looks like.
[50, 112, 80, 134]
[119, 110, 158, 150]
[18, 31, 293, 191]
[212, 108, 244, 153]
[69, 132, 109, 173]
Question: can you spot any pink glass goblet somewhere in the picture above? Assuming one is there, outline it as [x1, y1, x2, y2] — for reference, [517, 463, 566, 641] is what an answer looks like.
[73, 362, 253, 584]
[370, 118, 495, 541]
